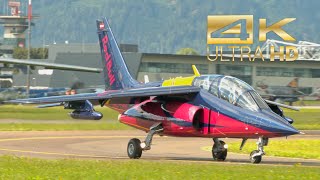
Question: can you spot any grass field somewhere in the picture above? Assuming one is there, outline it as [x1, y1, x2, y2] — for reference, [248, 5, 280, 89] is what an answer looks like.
[0, 105, 132, 130]
[0, 105, 319, 130]
[0, 105, 118, 120]
[286, 100, 320, 106]
[0, 156, 318, 179]
[203, 139, 320, 160]
[284, 108, 320, 130]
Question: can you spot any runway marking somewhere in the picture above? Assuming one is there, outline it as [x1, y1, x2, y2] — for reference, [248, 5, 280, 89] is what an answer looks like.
[0, 136, 319, 167]
[0, 135, 150, 158]
[0, 135, 146, 142]
[0, 147, 111, 158]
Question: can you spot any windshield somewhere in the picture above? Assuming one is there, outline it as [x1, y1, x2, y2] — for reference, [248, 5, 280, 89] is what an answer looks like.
[236, 91, 259, 111]
[193, 75, 270, 112]
[250, 91, 270, 110]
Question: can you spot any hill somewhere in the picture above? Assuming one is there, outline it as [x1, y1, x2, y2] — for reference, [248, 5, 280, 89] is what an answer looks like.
[1, 0, 319, 54]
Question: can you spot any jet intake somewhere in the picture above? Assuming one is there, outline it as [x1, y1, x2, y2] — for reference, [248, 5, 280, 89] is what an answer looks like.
[162, 102, 204, 130]
[266, 101, 294, 124]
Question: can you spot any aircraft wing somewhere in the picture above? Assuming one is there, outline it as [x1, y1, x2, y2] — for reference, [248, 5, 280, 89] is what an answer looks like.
[0, 58, 102, 73]
[265, 99, 299, 111]
[8, 86, 201, 104]
[260, 94, 300, 99]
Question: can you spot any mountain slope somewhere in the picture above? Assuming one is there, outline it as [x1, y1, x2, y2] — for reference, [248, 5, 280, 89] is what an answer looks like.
[1, 0, 318, 54]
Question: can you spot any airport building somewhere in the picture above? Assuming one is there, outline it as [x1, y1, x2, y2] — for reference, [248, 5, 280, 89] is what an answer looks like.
[9, 43, 320, 95]
[0, 1, 318, 94]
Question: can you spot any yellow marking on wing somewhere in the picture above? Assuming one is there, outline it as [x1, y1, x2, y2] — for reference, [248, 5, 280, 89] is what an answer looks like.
[161, 65, 201, 87]
[162, 76, 196, 87]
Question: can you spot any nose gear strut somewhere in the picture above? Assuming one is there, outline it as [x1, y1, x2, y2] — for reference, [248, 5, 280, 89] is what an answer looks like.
[250, 137, 268, 164]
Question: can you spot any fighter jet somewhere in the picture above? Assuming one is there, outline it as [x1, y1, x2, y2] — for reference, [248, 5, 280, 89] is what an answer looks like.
[256, 78, 304, 105]
[8, 18, 300, 164]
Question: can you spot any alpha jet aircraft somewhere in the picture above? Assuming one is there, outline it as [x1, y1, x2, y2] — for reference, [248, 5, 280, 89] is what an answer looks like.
[9, 18, 300, 164]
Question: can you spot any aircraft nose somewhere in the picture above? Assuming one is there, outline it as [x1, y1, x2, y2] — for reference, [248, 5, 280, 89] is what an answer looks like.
[278, 123, 300, 136]
[270, 118, 300, 136]
[261, 110, 300, 136]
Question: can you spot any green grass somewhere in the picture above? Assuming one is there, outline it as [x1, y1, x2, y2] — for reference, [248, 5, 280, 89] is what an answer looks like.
[286, 100, 320, 106]
[0, 105, 119, 120]
[284, 108, 320, 130]
[203, 139, 320, 160]
[0, 105, 132, 130]
[0, 156, 318, 179]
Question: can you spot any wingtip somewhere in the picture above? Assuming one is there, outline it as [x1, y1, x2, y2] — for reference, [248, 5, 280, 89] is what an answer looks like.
[4, 99, 32, 104]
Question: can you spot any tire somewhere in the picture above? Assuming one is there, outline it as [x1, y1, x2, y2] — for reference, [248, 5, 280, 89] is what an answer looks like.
[127, 138, 143, 159]
[250, 150, 262, 164]
[212, 140, 227, 161]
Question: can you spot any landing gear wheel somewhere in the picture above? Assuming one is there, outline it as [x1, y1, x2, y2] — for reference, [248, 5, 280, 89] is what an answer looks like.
[250, 150, 262, 164]
[127, 138, 142, 159]
[212, 140, 227, 161]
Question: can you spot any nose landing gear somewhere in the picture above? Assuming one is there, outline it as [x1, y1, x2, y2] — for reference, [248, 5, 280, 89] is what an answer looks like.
[250, 137, 268, 164]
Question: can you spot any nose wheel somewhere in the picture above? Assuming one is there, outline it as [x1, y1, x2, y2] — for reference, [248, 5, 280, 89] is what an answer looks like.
[250, 150, 262, 163]
[249, 137, 268, 164]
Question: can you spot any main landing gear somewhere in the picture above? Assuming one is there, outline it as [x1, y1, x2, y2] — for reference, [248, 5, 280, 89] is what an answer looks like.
[127, 123, 163, 159]
[212, 138, 228, 161]
[211, 137, 268, 164]
[250, 137, 268, 164]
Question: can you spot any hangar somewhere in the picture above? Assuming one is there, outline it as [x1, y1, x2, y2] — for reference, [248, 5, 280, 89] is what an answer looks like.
[11, 43, 320, 95]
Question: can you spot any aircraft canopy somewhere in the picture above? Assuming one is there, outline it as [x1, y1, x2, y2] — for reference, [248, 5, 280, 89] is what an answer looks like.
[193, 75, 270, 111]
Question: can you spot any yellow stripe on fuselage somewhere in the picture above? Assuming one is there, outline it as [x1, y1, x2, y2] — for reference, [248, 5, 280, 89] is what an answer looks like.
[162, 75, 197, 87]
[161, 65, 201, 87]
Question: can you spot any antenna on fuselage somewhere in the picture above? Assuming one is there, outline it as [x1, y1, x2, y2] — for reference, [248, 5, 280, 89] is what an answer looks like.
[192, 65, 200, 76]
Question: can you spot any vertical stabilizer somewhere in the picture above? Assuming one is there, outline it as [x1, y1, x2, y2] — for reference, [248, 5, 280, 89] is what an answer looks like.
[96, 18, 140, 90]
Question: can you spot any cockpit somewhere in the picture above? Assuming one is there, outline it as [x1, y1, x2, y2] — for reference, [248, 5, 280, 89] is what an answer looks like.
[193, 75, 270, 112]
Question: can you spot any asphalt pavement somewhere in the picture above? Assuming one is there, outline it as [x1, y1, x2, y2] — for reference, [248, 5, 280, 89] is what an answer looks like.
[0, 130, 319, 167]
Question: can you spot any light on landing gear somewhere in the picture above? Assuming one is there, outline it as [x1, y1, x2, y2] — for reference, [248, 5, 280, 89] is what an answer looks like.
[223, 144, 228, 149]
[140, 142, 146, 149]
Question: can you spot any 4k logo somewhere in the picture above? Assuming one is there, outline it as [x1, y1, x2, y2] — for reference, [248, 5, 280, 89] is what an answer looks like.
[207, 15, 296, 45]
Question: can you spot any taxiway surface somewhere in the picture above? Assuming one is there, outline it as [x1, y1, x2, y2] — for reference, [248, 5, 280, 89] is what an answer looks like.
[0, 130, 319, 167]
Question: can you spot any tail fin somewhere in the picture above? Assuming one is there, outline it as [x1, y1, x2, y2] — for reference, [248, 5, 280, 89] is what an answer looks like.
[96, 18, 140, 90]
